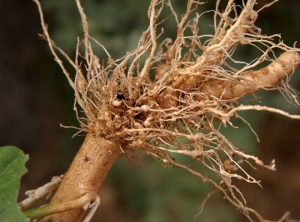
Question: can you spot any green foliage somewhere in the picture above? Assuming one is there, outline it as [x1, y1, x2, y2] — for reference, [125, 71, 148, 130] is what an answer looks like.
[0, 146, 28, 222]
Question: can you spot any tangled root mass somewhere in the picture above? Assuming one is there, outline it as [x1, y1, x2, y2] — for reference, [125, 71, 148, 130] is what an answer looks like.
[36, 0, 300, 221]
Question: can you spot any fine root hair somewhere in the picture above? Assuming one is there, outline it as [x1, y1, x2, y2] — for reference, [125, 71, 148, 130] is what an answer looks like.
[34, 0, 300, 221]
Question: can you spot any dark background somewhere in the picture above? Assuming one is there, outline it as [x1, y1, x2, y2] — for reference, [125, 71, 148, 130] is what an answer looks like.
[0, 0, 300, 221]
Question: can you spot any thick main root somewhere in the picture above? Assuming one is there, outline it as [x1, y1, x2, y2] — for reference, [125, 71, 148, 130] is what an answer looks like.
[34, 0, 300, 221]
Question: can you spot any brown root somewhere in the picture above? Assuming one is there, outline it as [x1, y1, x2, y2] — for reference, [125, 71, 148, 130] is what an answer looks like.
[41, 134, 120, 221]
[33, 0, 300, 221]
[201, 51, 300, 99]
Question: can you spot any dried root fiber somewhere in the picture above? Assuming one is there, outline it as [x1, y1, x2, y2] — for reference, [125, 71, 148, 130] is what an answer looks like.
[34, 0, 300, 221]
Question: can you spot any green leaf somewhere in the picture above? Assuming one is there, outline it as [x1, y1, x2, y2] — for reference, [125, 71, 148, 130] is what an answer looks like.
[0, 146, 29, 222]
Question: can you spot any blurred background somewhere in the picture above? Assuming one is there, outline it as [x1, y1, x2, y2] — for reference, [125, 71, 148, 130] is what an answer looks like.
[1, 0, 300, 221]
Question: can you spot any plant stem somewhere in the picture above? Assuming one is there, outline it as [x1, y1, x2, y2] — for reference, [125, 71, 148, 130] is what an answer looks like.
[41, 133, 121, 222]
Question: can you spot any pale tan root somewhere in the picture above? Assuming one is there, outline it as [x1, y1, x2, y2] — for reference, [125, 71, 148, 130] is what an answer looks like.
[19, 176, 63, 210]
[82, 195, 101, 222]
